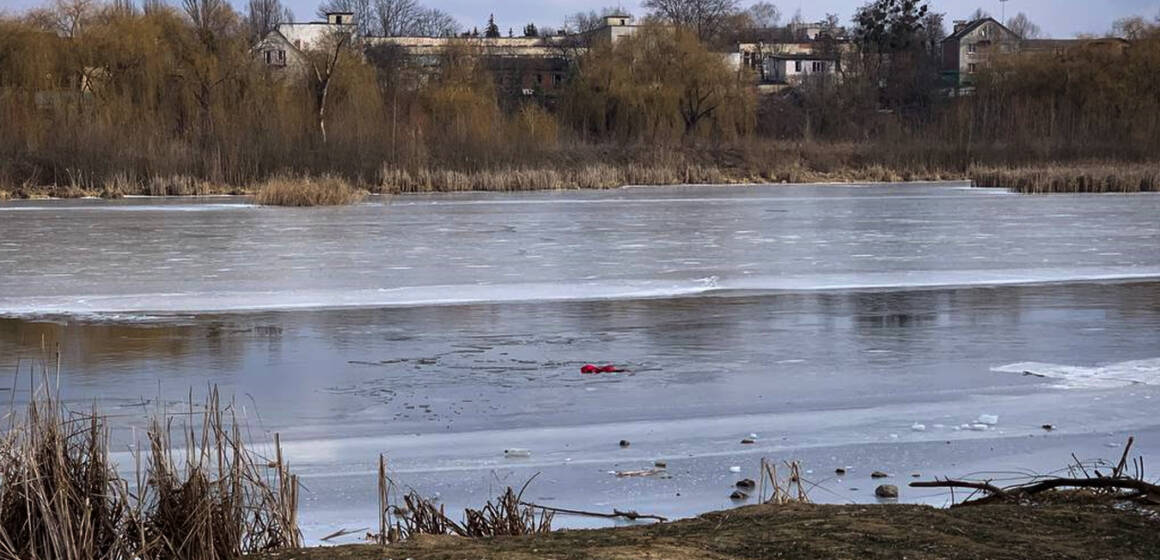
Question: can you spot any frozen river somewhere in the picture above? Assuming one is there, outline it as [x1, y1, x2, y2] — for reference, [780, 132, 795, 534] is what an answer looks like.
[2, 183, 1159, 542]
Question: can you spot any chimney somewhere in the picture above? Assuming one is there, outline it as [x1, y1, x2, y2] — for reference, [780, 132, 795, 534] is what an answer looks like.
[953, 20, 968, 34]
[327, 11, 355, 26]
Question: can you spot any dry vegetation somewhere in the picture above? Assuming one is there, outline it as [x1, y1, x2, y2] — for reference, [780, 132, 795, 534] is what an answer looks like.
[1, 2, 1158, 197]
[255, 175, 365, 206]
[0, 376, 299, 559]
[971, 163, 1160, 193]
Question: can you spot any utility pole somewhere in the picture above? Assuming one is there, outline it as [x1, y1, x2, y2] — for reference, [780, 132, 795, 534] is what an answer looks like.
[1000, 0, 1009, 21]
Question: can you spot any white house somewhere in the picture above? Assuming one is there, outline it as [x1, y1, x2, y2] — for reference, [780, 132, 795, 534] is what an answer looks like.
[765, 54, 839, 84]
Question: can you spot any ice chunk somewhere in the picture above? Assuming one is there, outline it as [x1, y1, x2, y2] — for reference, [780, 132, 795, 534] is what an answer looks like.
[975, 414, 999, 426]
[503, 448, 531, 458]
[729, 466, 742, 473]
[911, 423, 926, 432]
[968, 424, 989, 431]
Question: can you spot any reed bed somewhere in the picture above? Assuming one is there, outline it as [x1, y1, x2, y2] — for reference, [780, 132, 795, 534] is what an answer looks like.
[254, 176, 365, 207]
[373, 465, 551, 544]
[971, 163, 1160, 194]
[378, 163, 732, 193]
[0, 377, 299, 560]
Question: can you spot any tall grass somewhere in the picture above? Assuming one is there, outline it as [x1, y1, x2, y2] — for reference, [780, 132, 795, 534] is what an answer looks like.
[971, 163, 1160, 193]
[0, 378, 299, 559]
[254, 176, 365, 207]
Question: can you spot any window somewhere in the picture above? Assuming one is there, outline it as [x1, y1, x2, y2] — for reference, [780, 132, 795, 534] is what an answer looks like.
[335, 15, 343, 24]
[554, 73, 563, 86]
[794, 60, 802, 72]
[967, 43, 976, 54]
[812, 61, 826, 72]
[536, 73, 543, 85]
[265, 50, 286, 66]
[968, 63, 978, 73]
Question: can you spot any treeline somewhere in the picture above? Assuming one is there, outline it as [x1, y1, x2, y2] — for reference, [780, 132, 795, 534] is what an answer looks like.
[0, 0, 1158, 195]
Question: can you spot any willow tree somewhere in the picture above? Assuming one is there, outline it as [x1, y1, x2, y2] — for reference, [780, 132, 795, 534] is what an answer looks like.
[563, 25, 754, 143]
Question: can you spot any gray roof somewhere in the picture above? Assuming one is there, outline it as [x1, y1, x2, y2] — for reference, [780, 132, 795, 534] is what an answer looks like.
[944, 18, 1011, 42]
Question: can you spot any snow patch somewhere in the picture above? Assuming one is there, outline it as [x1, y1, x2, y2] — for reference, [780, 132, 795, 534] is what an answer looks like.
[993, 358, 1160, 389]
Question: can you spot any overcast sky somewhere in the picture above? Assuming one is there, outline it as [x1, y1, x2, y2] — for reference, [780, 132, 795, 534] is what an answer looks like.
[3, 0, 1158, 37]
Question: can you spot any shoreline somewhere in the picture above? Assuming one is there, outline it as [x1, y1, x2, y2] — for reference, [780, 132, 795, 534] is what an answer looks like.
[0, 176, 975, 201]
[258, 498, 1160, 560]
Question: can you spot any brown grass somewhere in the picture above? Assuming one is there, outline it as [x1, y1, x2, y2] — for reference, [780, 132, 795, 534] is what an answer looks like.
[254, 176, 366, 207]
[259, 497, 1160, 560]
[0, 372, 300, 559]
[971, 163, 1160, 193]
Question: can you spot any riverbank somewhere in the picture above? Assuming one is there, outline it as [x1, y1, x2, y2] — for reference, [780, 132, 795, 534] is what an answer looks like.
[259, 497, 1160, 560]
[4, 161, 1158, 201]
[0, 163, 959, 201]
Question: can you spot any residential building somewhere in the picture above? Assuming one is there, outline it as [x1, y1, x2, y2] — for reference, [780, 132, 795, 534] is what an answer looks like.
[941, 18, 1022, 86]
[255, 12, 639, 102]
[941, 17, 1131, 87]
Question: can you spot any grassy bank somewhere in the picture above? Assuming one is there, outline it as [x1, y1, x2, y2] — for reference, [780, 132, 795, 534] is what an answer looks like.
[0, 142, 972, 199]
[259, 496, 1160, 560]
[7, 145, 1159, 200]
[971, 163, 1160, 193]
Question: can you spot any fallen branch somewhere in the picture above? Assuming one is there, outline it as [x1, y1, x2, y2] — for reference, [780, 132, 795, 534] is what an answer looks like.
[910, 438, 1160, 507]
[519, 502, 668, 522]
[910, 479, 1009, 499]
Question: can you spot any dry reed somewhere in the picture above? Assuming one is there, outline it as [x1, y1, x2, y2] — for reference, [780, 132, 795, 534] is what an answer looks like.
[758, 459, 811, 505]
[0, 367, 299, 560]
[254, 176, 365, 207]
[971, 163, 1160, 193]
[374, 465, 551, 543]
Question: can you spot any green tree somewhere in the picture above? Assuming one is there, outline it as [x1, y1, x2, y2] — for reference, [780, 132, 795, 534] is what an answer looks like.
[853, 0, 929, 54]
[523, 22, 537, 37]
[484, 13, 500, 38]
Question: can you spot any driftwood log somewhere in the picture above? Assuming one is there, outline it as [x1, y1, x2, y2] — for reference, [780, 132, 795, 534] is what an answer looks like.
[911, 438, 1160, 506]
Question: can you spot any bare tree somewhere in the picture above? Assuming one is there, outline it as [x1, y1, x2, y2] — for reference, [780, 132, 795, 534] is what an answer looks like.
[29, 0, 96, 37]
[246, 0, 293, 41]
[641, 0, 740, 41]
[309, 29, 353, 143]
[142, 0, 166, 15]
[746, 1, 779, 29]
[373, 0, 416, 36]
[410, 7, 458, 36]
[1111, 15, 1151, 40]
[1005, 12, 1040, 39]
[969, 8, 989, 21]
[110, 0, 137, 16]
[183, 0, 230, 33]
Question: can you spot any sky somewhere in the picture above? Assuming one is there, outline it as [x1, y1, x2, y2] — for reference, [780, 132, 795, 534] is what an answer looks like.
[2, 0, 1158, 38]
